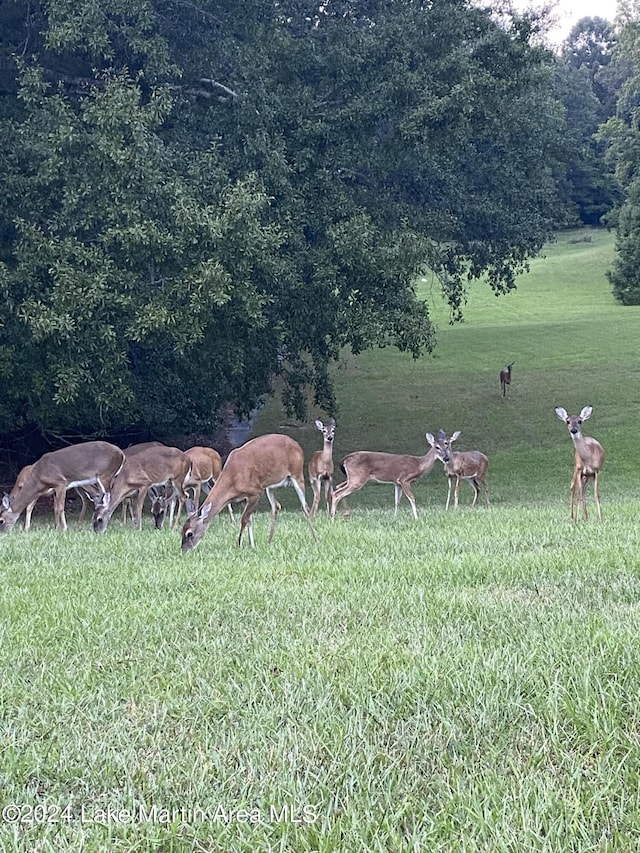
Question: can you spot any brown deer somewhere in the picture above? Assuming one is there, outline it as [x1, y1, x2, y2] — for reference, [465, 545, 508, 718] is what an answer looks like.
[150, 446, 234, 528]
[92, 445, 191, 532]
[120, 441, 166, 526]
[500, 362, 514, 397]
[555, 406, 605, 522]
[0, 442, 126, 532]
[10, 465, 101, 531]
[428, 431, 489, 509]
[308, 418, 336, 518]
[181, 434, 317, 551]
[329, 431, 443, 520]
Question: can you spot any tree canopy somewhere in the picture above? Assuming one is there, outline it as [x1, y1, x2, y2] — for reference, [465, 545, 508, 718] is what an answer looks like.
[0, 0, 567, 443]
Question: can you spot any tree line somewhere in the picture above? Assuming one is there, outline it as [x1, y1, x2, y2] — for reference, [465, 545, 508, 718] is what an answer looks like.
[0, 0, 637, 464]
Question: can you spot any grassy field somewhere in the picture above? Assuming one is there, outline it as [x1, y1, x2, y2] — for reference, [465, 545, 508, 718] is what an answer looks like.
[3, 227, 640, 852]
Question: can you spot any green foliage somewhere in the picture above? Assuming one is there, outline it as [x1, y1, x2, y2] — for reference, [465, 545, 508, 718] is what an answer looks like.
[598, 15, 640, 303]
[0, 0, 567, 440]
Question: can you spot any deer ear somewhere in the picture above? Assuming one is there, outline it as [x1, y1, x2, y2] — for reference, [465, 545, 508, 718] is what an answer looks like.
[425, 432, 435, 446]
[2, 493, 11, 510]
[580, 406, 593, 420]
[329, 418, 336, 428]
[185, 498, 197, 517]
[451, 431, 461, 442]
[555, 407, 568, 421]
[199, 502, 212, 521]
[314, 419, 324, 431]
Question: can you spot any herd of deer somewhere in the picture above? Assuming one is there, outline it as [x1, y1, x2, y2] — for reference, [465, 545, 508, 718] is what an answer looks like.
[0, 396, 605, 551]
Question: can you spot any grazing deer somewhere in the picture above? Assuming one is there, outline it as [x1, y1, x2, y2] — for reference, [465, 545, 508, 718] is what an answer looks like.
[500, 362, 514, 397]
[120, 441, 166, 526]
[427, 431, 489, 509]
[10, 464, 100, 531]
[150, 446, 234, 529]
[329, 431, 443, 520]
[92, 445, 191, 532]
[555, 406, 605, 522]
[181, 434, 317, 551]
[309, 418, 336, 518]
[0, 442, 126, 532]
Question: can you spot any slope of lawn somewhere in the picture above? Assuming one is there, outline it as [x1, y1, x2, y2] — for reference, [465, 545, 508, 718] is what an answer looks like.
[2, 227, 640, 853]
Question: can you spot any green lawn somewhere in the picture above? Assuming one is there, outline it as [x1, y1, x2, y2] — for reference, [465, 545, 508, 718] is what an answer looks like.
[2, 227, 640, 852]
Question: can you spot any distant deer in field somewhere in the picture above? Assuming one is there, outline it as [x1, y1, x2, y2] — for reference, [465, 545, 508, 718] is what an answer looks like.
[555, 406, 605, 522]
[308, 418, 336, 518]
[427, 431, 489, 509]
[181, 434, 317, 551]
[500, 362, 514, 397]
[329, 431, 443, 520]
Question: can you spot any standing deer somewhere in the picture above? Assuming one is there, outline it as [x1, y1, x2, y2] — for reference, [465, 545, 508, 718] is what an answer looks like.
[181, 434, 317, 551]
[309, 418, 336, 518]
[500, 362, 514, 397]
[329, 431, 443, 520]
[555, 406, 605, 522]
[0, 442, 126, 532]
[92, 445, 191, 532]
[427, 431, 489, 509]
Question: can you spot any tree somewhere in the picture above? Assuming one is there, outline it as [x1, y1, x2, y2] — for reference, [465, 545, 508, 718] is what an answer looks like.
[0, 0, 566, 443]
[598, 7, 640, 303]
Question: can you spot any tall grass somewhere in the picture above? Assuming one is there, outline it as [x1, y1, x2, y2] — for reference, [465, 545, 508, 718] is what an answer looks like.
[2, 228, 640, 852]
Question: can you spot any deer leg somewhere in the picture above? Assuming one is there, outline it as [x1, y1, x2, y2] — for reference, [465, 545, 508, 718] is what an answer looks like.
[132, 489, 146, 530]
[454, 476, 462, 509]
[239, 495, 260, 547]
[324, 479, 333, 515]
[393, 483, 402, 518]
[445, 476, 453, 510]
[400, 482, 418, 520]
[469, 478, 479, 508]
[53, 488, 68, 531]
[289, 477, 317, 542]
[580, 472, 589, 521]
[482, 478, 490, 508]
[593, 472, 603, 522]
[310, 477, 321, 519]
[24, 499, 37, 531]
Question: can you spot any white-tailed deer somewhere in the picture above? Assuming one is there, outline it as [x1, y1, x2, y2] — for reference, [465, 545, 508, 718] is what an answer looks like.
[500, 362, 514, 397]
[309, 418, 336, 518]
[181, 434, 317, 551]
[10, 464, 100, 531]
[427, 431, 489, 509]
[150, 446, 234, 528]
[0, 442, 126, 532]
[92, 445, 191, 532]
[329, 431, 443, 520]
[555, 406, 605, 522]
[120, 441, 166, 526]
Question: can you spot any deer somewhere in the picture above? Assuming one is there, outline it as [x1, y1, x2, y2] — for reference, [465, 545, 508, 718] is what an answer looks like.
[150, 446, 234, 529]
[555, 406, 605, 522]
[427, 431, 489, 509]
[329, 431, 443, 520]
[181, 433, 317, 551]
[119, 441, 166, 526]
[500, 362, 514, 397]
[92, 445, 192, 532]
[308, 418, 336, 518]
[10, 464, 102, 531]
[0, 441, 126, 532]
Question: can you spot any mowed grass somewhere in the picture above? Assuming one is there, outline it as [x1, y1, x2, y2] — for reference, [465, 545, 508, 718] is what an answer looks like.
[3, 228, 640, 852]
